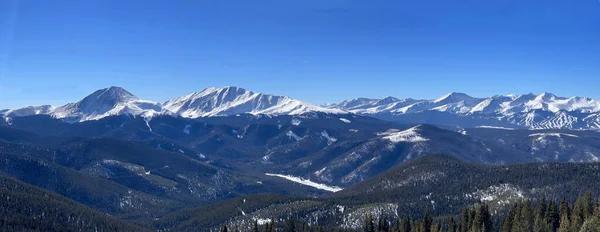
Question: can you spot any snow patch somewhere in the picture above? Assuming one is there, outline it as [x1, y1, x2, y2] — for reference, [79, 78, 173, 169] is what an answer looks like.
[183, 124, 191, 134]
[291, 119, 302, 126]
[339, 118, 351, 123]
[265, 173, 343, 192]
[477, 126, 515, 130]
[286, 130, 302, 141]
[528, 133, 579, 138]
[378, 126, 429, 143]
[320, 130, 337, 145]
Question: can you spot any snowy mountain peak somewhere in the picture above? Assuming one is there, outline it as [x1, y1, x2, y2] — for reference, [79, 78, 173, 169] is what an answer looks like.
[163, 86, 346, 118]
[434, 92, 476, 104]
[535, 92, 558, 101]
[51, 87, 161, 122]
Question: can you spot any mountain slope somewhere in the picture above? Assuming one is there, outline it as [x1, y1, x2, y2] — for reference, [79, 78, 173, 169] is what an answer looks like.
[51, 86, 163, 122]
[328, 92, 600, 129]
[163, 86, 346, 117]
[0, 174, 149, 231]
[155, 155, 600, 231]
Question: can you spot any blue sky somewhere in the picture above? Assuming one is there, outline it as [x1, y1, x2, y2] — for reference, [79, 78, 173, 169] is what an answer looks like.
[1, 0, 599, 109]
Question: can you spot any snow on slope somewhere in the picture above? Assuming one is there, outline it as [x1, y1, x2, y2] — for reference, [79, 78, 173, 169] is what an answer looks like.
[163, 86, 346, 117]
[4, 86, 347, 122]
[50, 87, 163, 122]
[528, 133, 579, 138]
[378, 126, 429, 143]
[2, 105, 54, 117]
[328, 92, 600, 130]
[265, 173, 343, 192]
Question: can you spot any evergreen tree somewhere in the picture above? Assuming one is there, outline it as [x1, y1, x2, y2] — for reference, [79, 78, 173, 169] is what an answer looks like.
[557, 213, 570, 232]
[545, 201, 560, 232]
[572, 195, 585, 232]
[472, 206, 483, 232]
[583, 191, 594, 220]
[221, 225, 229, 232]
[520, 200, 534, 232]
[459, 208, 470, 232]
[422, 205, 432, 232]
[379, 216, 390, 232]
[511, 203, 523, 232]
[594, 199, 600, 218]
[253, 220, 260, 232]
[400, 216, 411, 232]
[448, 217, 457, 232]
[284, 217, 296, 232]
[365, 215, 375, 232]
[533, 198, 548, 232]
[392, 218, 400, 232]
[579, 217, 600, 232]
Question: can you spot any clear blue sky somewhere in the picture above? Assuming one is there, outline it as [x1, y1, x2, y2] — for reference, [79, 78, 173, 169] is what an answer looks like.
[1, 0, 599, 109]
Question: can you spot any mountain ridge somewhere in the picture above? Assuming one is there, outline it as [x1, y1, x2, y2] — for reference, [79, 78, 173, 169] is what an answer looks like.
[3, 87, 600, 129]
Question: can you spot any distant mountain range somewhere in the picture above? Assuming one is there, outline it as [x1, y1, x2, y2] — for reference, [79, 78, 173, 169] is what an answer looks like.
[2, 86, 600, 230]
[3, 86, 600, 129]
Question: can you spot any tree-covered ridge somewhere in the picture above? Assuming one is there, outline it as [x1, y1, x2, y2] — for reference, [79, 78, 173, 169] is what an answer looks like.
[0, 175, 148, 231]
[218, 193, 600, 232]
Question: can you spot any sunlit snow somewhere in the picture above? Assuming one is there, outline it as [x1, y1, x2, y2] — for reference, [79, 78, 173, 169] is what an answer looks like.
[265, 173, 343, 192]
[378, 126, 429, 143]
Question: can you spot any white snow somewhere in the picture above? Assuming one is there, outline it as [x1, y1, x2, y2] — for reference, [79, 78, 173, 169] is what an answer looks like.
[339, 118, 351, 123]
[291, 119, 302, 126]
[265, 173, 343, 192]
[162, 86, 347, 118]
[286, 130, 302, 141]
[476, 126, 515, 130]
[144, 118, 153, 132]
[378, 126, 429, 143]
[329, 92, 600, 130]
[528, 133, 579, 138]
[320, 130, 337, 145]
[183, 124, 191, 134]
[3, 117, 12, 125]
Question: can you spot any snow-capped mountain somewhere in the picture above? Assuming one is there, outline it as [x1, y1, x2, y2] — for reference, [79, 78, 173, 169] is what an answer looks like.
[328, 92, 600, 130]
[1, 86, 346, 122]
[163, 86, 345, 117]
[1, 87, 163, 123]
[51, 86, 163, 122]
[2, 105, 54, 117]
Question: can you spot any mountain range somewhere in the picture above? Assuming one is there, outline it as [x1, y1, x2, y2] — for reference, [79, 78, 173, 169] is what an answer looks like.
[2, 86, 600, 230]
[3, 86, 600, 130]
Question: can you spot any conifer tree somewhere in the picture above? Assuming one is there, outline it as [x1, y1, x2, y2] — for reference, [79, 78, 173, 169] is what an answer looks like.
[365, 215, 375, 232]
[400, 216, 411, 232]
[533, 198, 548, 232]
[520, 200, 534, 232]
[284, 217, 296, 232]
[421, 205, 432, 232]
[557, 212, 570, 232]
[572, 195, 585, 232]
[448, 217, 457, 232]
[459, 208, 470, 232]
[253, 220, 259, 232]
[392, 218, 400, 232]
[583, 191, 594, 220]
[545, 200, 560, 232]
[511, 202, 523, 232]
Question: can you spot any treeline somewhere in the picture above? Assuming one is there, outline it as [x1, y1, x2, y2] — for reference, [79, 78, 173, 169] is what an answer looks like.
[219, 192, 600, 232]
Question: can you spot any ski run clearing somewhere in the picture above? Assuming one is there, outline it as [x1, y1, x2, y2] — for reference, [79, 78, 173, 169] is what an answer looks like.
[265, 173, 343, 192]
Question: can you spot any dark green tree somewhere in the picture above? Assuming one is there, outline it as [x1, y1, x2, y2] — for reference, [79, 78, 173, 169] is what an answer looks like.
[365, 215, 375, 232]
[448, 217, 457, 232]
[400, 216, 411, 232]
